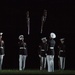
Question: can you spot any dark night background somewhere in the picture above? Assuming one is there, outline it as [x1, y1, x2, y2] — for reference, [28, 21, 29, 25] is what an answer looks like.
[0, 0, 75, 70]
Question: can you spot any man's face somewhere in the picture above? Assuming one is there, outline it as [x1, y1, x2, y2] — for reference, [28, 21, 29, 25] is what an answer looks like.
[20, 37, 24, 41]
[22, 37, 24, 41]
[42, 39, 46, 43]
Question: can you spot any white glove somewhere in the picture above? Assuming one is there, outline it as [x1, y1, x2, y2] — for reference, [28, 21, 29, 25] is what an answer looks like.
[39, 55, 41, 57]
[45, 54, 47, 56]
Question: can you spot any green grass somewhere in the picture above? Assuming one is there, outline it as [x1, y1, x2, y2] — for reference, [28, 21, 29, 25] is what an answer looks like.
[0, 70, 75, 74]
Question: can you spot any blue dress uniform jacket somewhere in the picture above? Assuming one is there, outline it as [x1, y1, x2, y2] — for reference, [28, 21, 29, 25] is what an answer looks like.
[58, 43, 65, 57]
[47, 39, 55, 55]
[39, 42, 48, 57]
[18, 41, 27, 55]
[0, 41, 4, 55]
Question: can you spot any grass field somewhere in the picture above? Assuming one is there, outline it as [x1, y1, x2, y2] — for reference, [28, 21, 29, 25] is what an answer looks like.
[0, 70, 75, 74]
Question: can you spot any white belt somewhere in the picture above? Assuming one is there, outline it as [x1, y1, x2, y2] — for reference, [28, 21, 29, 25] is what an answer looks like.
[41, 49, 45, 51]
[50, 47, 54, 49]
[0, 47, 4, 49]
[59, 50, 63, 52]
[20, 47, 26, 49]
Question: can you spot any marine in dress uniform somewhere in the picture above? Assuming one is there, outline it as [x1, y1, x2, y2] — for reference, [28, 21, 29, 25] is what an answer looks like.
[58, 38, 65, 70]
[0, 32, 5, 70]
[47, 32, 56, 72]
[18, 35, 28, 70]
[39, 37, 48, 70]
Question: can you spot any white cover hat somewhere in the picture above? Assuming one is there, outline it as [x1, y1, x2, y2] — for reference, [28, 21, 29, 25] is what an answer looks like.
[50, 32, 56, 38]
[0, 32, 3, 36]
[41, 37, 47, 41]
[19, 35, 24, 40]
[60, 38, 65, 41]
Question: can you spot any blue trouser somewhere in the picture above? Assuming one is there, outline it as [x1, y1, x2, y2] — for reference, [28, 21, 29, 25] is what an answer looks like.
[0, 55, 4, 70]
[47, 55, 54, 72]
[59, 57, 65, 69]
[40, 56, 46, 70]
[19, 55, 27, 70]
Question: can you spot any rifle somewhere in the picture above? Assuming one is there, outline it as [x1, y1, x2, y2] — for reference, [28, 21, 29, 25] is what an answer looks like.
[26, 11, 30, 35]
[40, 10, 47, 33]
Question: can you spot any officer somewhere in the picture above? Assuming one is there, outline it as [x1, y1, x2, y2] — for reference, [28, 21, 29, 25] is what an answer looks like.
[39, 37, 48, 70]
[46, 32, 56, 72]
[18, 35, 28, 70]
[58, 38, 65, 70]
[0, 32, 5, 70]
